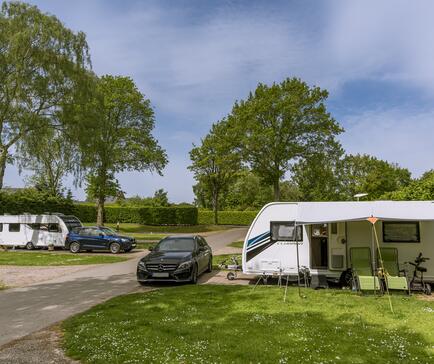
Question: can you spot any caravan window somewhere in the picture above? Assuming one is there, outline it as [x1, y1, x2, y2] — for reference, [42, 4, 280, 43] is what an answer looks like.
[0, 223, 2, 232]
[383, 222, 420, 243]
[270, 221, 303, 242]
[8, 223, 20, 232]
[47, 224, 60, 233]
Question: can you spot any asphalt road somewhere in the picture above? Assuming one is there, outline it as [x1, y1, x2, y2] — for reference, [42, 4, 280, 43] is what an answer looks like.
[0, 228, 247, 347]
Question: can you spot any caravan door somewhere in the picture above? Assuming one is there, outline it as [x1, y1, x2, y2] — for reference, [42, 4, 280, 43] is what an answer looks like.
[328, 222, 347, 271]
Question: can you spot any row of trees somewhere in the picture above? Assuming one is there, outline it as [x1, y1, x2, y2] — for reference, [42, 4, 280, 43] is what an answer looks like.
[189, 78, 416, 223]
[0, 2, 167, 224]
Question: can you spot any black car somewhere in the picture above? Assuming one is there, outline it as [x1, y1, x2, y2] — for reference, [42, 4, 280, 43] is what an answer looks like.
[137, 235, 212, 284]
[66, 226, 136, 253]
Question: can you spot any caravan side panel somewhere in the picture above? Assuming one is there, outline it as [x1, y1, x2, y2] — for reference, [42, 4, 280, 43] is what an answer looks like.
[242, 203, 309, 275]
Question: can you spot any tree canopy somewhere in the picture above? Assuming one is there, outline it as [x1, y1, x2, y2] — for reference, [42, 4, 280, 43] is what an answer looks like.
[189, 119, 241, 223]
[227, 77, 343, 200]
[78, 75, 167, 225]
[0, 1, 91, 188]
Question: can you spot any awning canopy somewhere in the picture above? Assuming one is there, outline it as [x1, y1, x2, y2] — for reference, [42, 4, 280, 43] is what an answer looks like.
[295, 201, 434, 225]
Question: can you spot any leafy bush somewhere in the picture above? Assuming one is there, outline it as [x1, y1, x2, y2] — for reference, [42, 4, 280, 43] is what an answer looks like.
[0, 189, 75, 215]
[74, 205, 198, 225]
[198, 210, 258, 225]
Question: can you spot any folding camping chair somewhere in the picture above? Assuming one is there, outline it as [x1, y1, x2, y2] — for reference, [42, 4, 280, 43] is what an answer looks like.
[350, 247, 382, 294]
[378, 248, 410, 294]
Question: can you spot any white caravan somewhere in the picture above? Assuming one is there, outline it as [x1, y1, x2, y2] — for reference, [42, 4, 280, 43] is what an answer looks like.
[242, 201, 434, 282]
[0, 214, 82, 249]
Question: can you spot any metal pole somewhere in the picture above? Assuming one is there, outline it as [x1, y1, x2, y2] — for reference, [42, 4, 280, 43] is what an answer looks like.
[295, 222, 301, 298]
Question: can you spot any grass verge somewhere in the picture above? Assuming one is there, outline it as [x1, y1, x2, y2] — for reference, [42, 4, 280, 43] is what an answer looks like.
[212, 254, 241, 270]
[62, 285, 434, 363]
[0, 251, 127, 266]
[228, 240, 244, 248]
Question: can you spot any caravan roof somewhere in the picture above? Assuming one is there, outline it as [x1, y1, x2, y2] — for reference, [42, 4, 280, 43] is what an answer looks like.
[273, 201, 434, 225]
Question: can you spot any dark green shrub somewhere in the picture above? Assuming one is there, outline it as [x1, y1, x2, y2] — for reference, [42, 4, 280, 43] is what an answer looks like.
[0, 189, 75, 215]
[198, 210, 258, 225]
[75, 205, 198, 225]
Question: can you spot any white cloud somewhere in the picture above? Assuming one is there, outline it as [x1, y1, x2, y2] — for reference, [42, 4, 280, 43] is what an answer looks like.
[340, 107, 434, 176]
[8, 0, 434, 202]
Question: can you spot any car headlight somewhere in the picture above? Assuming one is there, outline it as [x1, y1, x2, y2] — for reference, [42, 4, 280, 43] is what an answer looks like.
[177, 261, 193, 270]
[138, 261, 146, 270]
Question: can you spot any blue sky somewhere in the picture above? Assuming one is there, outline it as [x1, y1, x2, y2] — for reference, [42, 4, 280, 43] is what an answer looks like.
[5, 0, 434, 201]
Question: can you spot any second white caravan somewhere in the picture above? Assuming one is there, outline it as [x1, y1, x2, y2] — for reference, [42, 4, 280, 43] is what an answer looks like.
[0, 213, 82, 249]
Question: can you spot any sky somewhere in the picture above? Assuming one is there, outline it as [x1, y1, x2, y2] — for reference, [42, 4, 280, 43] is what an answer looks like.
[5, 0, 434, 202]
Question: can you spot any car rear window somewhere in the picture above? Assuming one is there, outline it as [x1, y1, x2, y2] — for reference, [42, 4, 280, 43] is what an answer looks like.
[156, 238, 195, 252]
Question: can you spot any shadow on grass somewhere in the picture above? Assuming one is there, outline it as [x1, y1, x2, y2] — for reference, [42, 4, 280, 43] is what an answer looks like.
[62, 285, 433, 364]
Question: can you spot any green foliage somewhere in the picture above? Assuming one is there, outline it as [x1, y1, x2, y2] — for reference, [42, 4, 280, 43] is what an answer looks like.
[18, 127, 78, 197]
[384, 170, 434, 200]
[0, 1, 91, 188]
[85, 173, 124, 202]
[339, 154, 411, 200]
[74, 205, 198, 225]
[0, 189, 75, 215]
[228, 77, 343, 200]
[119, 189, 170, 207]
[292, 149, 344, 201]
[198, 210, 257, 225]
[72, 75, 167, 224]
[189, 119, 241, 224]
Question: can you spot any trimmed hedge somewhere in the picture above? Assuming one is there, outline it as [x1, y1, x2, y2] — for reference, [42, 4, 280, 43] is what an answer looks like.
[0, 190, 75, 215]
[74, 205, 198, 225]
[198, 210, 258, 225]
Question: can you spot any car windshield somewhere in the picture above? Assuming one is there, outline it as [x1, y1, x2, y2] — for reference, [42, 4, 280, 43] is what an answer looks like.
[100, 227, 118, 235]
[156, 238, 195, 252]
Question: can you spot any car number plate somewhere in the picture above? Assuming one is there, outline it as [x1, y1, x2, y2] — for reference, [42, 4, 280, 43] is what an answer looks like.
[153, 272, 169, 278]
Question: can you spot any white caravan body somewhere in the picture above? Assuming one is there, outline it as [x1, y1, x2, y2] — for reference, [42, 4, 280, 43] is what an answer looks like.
[242, 201, 434, 282]
[0, 214, 82, 248]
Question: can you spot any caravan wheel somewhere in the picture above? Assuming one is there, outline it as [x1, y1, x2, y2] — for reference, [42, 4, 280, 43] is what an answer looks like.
[25, 242, 34, 250]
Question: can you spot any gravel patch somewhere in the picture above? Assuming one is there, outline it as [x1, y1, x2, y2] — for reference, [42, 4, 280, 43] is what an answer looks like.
[0, 326, 76, 364]
[0, 265, 98, 288]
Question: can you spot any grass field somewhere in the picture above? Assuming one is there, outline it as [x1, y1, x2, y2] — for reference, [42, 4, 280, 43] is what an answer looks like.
[228, 240, 244, 248]
[0, 252, 127, 266]
[212, 254, 242, 269]
[62, 285, 434, 364]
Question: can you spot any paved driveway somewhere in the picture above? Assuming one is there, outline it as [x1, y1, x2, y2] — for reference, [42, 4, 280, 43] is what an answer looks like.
[0, 228, 247, 347]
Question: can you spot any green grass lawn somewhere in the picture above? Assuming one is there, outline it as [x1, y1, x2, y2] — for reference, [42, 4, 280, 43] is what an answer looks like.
[228, 240, 244, 248]
[62, 285, 434, 364]
[0, 251, 127, 266]
[212, 254, 242, 269]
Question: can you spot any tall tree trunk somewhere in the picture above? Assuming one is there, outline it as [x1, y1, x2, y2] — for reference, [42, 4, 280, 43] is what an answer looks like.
[212, 188, 219, 225]
[0, 148, 7, 190]
[273, 179, 280, 201]
[96, 195, 105, 226]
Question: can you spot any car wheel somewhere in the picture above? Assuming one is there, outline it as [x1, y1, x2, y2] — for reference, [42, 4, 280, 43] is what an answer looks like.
[25, 242, 34, 250]
[110, 242, 121, 254]
[69, 242, 81, 254]
[206, 256, 213, 273]
[190, 264, 198, 284]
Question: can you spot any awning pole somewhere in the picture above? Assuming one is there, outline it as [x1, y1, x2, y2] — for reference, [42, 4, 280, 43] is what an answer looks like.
[295, 222, 302, 298]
